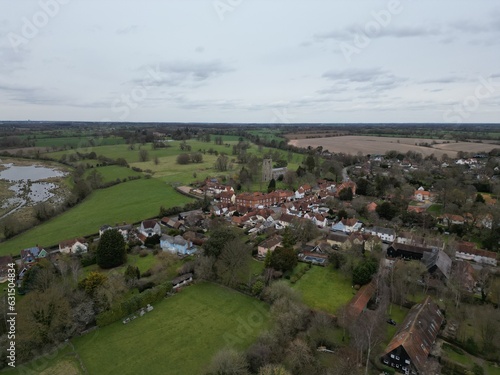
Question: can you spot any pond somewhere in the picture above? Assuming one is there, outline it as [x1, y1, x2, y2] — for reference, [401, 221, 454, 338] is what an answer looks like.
[0, 163, 66, 181]
[0, 163, 67, 220]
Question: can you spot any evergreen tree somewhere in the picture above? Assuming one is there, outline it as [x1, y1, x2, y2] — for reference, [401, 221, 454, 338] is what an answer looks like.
[96, 229, 126, 269]
[267, 178, 276, 193]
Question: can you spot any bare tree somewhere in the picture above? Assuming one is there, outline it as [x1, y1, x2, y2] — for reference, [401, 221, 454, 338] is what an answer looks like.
[206, 348, 249, 375]
[215, 239, 251, 287]
[215, 153, 229, 172]
[138, 149, 150, 162]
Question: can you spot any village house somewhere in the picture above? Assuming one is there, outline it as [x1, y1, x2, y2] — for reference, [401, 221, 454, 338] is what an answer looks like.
[19, 246, 48, 280]
[275, 213, 296, 229]
[380, 296, 444, 375]
[139, 220, 162, 239]
[58, 238, 88, 254]
[440, 213, 465, 226]
[99, 224, 132, 240]
[364, 226, 396, 243]
[387, 243, 434, 261]
[331, 217, 363, 233]
[335, 180, 357, 196]
[218, 190, 236, 205]
[20, 246, 47, 268]
[257, 235, 282, 257]
[298, 243, 330, 265]
[455, 242, 498, 266]
[326, 232, 349, 249]
[413, 187, 433, 202]
[160, 235, 196, 255]
[304, 212, 329, 228]
[366, 201, 378, 213]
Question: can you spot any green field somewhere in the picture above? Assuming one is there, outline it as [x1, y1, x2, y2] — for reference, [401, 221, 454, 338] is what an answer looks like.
[34, 135, 125, 148]
[83, 165, 143, 183]
[0, 178, 192, 255]
[6, 283, 270, 375]
[292, 266, 355, 315]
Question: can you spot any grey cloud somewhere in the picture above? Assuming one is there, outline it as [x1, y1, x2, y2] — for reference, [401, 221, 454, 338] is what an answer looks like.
[116, 25, 139, 35]
[322, 67, 386, 82]
[134, 60, 233, 88]
[419, 76, 464, 84]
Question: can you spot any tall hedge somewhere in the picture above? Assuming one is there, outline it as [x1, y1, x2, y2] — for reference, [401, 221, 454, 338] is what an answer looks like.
[96, 281, 173, 327]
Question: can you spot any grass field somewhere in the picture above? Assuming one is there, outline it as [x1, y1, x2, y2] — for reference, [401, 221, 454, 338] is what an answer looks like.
[7, 283, 270, 375]
[292, 266, 355, 315]
[34, 136, 125, 148]
[0, 178, 192, 255]
[83, 165, 143, 183]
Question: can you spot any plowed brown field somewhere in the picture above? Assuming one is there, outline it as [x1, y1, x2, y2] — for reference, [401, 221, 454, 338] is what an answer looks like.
[288, 136, 499, 158]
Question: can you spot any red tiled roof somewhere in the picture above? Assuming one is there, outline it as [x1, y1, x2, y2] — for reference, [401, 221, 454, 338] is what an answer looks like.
[347, 280, 376, 320]
[382, 296, 444, 373]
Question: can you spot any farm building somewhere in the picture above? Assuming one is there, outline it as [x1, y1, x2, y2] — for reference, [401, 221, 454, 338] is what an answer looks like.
[380, 296, 444, 374]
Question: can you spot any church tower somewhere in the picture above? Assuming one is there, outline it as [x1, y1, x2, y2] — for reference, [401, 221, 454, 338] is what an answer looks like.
[262, 158, 272, 182]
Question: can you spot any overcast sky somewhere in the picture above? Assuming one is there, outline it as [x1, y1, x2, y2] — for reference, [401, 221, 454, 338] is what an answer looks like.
[1, 0, 499, 123]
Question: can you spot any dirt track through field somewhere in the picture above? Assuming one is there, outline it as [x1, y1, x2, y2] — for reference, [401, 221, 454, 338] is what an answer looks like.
[288, 136, 499, 158]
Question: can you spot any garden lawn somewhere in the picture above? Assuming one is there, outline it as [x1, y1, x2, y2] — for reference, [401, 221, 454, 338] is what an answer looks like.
[72, 283, 269, 375]
[292, 266, 355, 315]
[0, 178, 192, 255]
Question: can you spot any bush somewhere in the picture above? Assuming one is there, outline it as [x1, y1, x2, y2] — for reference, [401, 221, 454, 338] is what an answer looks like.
[141, 269, 152, 278]
[464, 337, 479, 355]
[81, 252, 97, 267]
[139, 249, 149, 257]
[138, 281, 156, 292]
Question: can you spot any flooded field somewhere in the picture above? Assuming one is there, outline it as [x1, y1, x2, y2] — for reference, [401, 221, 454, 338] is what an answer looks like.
[0, 160, 70, 222]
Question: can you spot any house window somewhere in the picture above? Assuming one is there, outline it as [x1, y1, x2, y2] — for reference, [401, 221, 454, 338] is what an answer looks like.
[390, 354, 394, 359]
[395, 356, 400, 360]
[405, 360, 410, 364]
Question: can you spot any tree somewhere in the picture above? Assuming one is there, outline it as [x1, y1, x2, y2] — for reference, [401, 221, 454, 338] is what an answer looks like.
[19, 286, 73, 345]
[215, 154, 229, 172]
[138, 149, 150, 162]
[305, 155, 315, 173]
[124, 265, 140, 283]
[258, 364, 291, 375]
[338, 187, 353, 201]
[206, 348, 249, 375]
[376, 201, 398, 220]
[79, 271, 108, 296]
[203, 226, 238, 258]
[176, 153, 190, 164]
[267, 178, 276, 193]
[352, 258, 377, 286]
[86, 169, 103, 189]
[270, 247, 297, 273]
[154, 156, 160, 165]
[475, 193, 486, 203]
[96, 229, 126, 268]
[283, 170, 297, 190]
[215, 238, 251, 287]
[191, 152, 203, 163]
